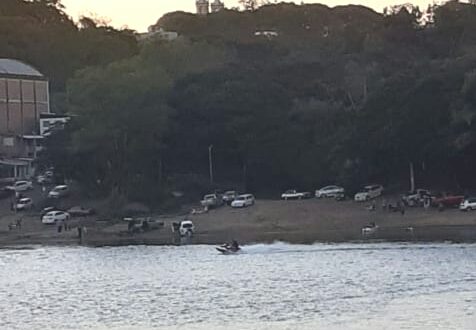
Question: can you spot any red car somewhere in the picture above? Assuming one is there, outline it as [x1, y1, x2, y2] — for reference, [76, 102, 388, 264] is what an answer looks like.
[432, 193, 465, 208]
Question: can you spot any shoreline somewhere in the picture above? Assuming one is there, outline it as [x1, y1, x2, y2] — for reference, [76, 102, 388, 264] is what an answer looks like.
[1, 199, 476, 248]
[2, 224, 476, 248]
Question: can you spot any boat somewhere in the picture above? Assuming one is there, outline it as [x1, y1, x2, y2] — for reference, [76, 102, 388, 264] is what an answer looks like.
[216, 242, 241, 254]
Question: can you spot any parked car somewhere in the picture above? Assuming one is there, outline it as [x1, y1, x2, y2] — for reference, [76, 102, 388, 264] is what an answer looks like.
[124, 217, 164, 232]
[222, 190, 238, 204]
[42, 210, 70, 224]
[231, 194, 255, 208]
[179, 220, 194, 237]
[15, 198, 33, 211]
[200, 193, 223, 208]
[6, 180, 33, 192]
[432, 193, 465, 209]
[0, 188, 14, 200]
[354, 184, 384, 202]
[41, 206, 60, 217]
[48, 185, 69, 198]
[402, 189, 432, 206]
[459, 198, 476, 211]
[281, 190, 311, 200]
[315, 185, 345, 198]
[67, 206, 95, 217]
[36, 173, 53, 184]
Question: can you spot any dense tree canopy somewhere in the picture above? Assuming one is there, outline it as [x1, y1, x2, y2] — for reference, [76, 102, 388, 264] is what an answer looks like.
[0, 0, 138, 92]
[7, 0, 476, 206]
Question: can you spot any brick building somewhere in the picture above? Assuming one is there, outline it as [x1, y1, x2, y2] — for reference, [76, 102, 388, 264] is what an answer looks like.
[0, 59, 50, 180]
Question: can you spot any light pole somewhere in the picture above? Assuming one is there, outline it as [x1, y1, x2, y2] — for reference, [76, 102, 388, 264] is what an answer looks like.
[208, 145, 214, 185]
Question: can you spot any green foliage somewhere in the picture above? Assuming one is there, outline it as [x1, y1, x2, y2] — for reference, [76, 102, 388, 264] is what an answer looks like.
[29, 1, 476, 205]
[0, 0, 138, 92]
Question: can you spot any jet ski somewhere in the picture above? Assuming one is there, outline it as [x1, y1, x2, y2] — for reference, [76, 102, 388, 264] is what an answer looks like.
[216, 241, 241, 254]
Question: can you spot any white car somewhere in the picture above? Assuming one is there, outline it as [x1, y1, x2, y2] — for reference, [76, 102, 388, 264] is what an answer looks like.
[15, 198, 33, 211]
[48, 185, 69, 198]
[281, 190, 310, 200]
[179, 220, 194, 237]
[6, 180, 33, 192]
[42, 211, 70, 224]
[231, 194, 255, 208]
[315, 185, 345, 198]
[354, 185, 384, 202]
[459, 198, 476, 211]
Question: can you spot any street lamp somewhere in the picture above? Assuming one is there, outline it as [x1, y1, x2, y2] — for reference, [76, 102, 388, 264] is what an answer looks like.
[208, 145, 214, 185]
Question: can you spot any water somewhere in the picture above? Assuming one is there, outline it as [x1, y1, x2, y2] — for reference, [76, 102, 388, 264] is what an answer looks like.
[0, 242, 475, 330]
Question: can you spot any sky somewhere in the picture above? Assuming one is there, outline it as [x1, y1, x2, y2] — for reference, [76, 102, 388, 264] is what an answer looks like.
[61, 0, 442, 32]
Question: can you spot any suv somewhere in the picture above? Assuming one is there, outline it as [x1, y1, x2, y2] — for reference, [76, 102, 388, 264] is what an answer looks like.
[459, 198, 476, 211]
[402, 189, 432, 206]
[231, 194, 255, 208]
[179, 220, 194, 237]
[432, 193, 464, 209]
[200, 194, 223, 208]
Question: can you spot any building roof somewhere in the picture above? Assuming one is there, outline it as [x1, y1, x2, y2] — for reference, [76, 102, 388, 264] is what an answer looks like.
[0, 59, 43, 78]
[0, 158, 31, 166]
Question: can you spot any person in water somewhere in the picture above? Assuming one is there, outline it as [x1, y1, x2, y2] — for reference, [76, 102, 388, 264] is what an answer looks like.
[230, 240, 240, 251]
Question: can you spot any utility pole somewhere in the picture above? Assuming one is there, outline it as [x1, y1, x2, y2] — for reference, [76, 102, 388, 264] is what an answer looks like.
[208, 145, 214, 185]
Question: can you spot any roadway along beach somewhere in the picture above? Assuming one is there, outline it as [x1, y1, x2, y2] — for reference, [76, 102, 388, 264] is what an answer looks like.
[1, 198, 476, 247]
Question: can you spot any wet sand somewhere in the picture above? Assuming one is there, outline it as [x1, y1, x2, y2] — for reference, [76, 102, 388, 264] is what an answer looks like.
[1, 198, 476, 247]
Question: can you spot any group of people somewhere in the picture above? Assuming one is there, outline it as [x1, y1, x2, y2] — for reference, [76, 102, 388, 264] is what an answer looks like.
[57, 217, 69, 232]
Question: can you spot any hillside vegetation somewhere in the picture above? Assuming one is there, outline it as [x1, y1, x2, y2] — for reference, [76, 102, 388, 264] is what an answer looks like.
[3, 0, 476, 207]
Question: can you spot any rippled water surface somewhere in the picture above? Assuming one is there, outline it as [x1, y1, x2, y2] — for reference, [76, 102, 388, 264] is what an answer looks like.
[0, 243, 475, 330]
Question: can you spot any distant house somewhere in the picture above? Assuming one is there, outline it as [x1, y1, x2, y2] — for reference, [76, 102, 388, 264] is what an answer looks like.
[0, 59, 50, 180]
[138, 28, 179, 41]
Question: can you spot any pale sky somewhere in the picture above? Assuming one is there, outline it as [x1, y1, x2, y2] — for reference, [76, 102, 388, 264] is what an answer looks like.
[61, 0, 443, 32]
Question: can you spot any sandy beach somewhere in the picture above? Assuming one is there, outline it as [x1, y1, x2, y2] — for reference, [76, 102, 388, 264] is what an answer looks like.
[1, 197, 476, 247]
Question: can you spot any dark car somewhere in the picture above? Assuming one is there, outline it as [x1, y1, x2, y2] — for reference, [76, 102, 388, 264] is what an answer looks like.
[432, 193, 465, 209]
[67, 206, 95, 217]
[0, 188, 14, 200]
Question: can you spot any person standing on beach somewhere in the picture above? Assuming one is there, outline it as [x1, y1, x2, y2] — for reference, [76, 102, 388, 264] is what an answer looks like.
[15, 218, 22, 230]
[57, 219, 63, 233]
[424, 196, 431, 210]
[399, 201, 405, 215]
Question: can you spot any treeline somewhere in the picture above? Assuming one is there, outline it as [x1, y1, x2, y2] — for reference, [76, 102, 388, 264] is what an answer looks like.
[0, 0, 138, 106]
[4, 0, 476, 206]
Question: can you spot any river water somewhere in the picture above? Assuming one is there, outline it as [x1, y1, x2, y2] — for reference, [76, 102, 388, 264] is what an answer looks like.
[0, 243, 475, 330]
